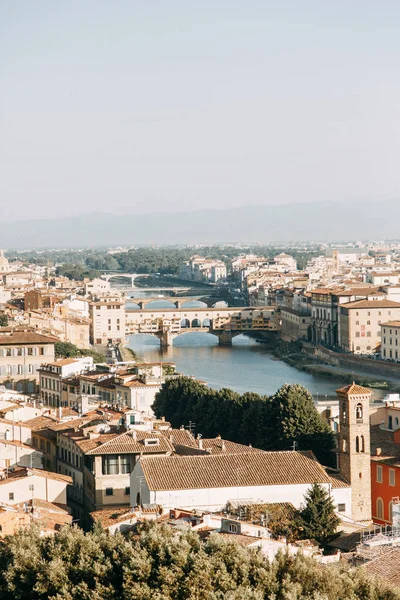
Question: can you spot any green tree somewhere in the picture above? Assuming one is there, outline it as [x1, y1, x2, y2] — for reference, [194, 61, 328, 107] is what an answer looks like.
[266, 383, 336, 465]
[0, 314, 8, 327]
[296, 483, 341, 546]
[55, 341, 105, 364]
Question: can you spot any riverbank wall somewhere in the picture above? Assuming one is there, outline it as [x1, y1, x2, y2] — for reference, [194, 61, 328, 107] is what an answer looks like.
[302, 343, 400, 380]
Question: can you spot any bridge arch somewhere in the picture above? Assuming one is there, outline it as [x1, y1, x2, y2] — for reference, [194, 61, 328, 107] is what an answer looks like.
[191, 318, 202, 328]
[181, 318, 190, 328]
[181, 300, 208, 308]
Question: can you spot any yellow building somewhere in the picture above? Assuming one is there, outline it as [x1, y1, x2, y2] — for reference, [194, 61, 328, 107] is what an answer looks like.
[338, 300, 400, 355]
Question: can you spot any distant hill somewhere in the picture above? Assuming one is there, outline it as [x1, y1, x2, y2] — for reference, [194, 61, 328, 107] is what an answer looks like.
[3, 201, 397, 247]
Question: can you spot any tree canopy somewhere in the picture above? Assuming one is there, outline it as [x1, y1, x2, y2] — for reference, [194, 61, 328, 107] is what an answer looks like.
[152, 378, 336, 465]
[55, 341, 105, 364]
[0, 523, 397, 600]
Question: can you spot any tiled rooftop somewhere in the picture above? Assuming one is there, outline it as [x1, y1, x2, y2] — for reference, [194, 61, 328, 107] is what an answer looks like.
[140, 450, 332, 491]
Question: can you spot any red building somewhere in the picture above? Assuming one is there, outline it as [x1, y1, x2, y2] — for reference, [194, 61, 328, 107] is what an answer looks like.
[370, 424, 400, 524]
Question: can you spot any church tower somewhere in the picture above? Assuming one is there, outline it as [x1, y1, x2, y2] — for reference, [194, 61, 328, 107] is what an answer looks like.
[337, 382, 372, 523]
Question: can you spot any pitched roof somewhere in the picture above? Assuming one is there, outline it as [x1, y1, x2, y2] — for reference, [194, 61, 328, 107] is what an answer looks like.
[340, 299, 400, 310]
[380, 321, 400, 327]
[139, 450, 331, 491]
[363, 547, 400, 586]
[370, 424, 400, 466]
[0, 332, 58, 345]
[336, 382, 372, 396]
[85, 430, 174, 455]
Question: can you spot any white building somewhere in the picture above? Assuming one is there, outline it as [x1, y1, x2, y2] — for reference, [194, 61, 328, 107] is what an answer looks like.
[130, 450, 352, 519]
[39, 357, 94, 408]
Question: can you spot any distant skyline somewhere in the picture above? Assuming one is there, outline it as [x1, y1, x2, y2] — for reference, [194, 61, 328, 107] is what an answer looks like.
[2, 1, 400, 221]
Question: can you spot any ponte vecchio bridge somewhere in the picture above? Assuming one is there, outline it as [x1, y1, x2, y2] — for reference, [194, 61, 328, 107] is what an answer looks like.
[125, 306, 278, 348]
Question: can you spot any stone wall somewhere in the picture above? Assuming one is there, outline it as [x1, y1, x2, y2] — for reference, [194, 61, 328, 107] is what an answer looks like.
[304, 343, 400, 379]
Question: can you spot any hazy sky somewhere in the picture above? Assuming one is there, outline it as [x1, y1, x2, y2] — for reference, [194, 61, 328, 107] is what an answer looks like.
[1, 1, 400, 221]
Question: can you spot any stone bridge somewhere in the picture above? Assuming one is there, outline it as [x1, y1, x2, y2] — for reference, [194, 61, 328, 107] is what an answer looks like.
[125, 306, 278, 348]
[126, 296, 227, 309]
[101, 273, 151, 286]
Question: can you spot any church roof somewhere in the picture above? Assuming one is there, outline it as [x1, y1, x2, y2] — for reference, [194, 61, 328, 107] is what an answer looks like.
[336, 382, 372, 396]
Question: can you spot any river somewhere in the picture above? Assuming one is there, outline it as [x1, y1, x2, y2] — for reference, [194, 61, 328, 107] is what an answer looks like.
[125, 293, 386, 399]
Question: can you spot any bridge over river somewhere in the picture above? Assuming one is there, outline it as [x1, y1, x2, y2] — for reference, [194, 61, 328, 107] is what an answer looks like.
[125, 306, 279, 348]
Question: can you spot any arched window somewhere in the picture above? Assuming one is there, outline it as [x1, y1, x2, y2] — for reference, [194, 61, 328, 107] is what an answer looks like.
[356, 436, 360, 453]
[356, 403, 363, 422]
[361, 435, 365, 453]
[377, 497, 384, 520]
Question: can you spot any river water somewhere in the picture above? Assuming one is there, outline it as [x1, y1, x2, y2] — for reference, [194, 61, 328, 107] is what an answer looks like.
[125, 293, 383, 398]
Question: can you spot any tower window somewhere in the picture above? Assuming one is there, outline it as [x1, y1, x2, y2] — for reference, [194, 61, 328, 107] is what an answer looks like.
[356, 403, 363, 422]
[361, 435, 365, 453]
[356, 436, 360, 453]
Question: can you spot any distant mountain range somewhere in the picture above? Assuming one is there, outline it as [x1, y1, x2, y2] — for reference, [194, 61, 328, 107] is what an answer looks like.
[3, 201, 397, 248]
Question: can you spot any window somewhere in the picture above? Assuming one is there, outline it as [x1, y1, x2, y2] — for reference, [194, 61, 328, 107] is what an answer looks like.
[102, 456, 119, 475]
[28, 364, 33, 374]
[356, 436, 360, 452]
[376, 465, 383, 483]
[355, 332, 360, 337]
[46, 441, 50, 453]
[356, 403, 363, 422]
[124, 487, 130, 495]
[228, 523, 238, 533]
[17, 365, 22, 375]
[338, 503, 346, 513]
[390, 469, 396, 487]
[8, 493, 14, 501]
[105, 488, 113, 496]
[356, 321, 359, 325]
[376, 497, 384, 519]
[120, 455, 131, 474]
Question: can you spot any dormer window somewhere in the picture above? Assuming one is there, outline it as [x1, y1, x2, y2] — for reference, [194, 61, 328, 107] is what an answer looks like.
[144, 438, 159, 446]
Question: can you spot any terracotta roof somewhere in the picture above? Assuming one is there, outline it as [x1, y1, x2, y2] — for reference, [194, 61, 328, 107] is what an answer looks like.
[139, 450, 331, 491]
[0, 332, 58, 345]
[90, 507, 138, 528]
[363, 547, 400, 586]
[327, 471, 350, 488]
[336, 382, 372, 396]
[163, 429, 197, 448]
[380, 321, 400, 327]
[85, 430, 174, 455]
[43, 358, 84, 367]
[341, 299, 400, 310]
[73, 433, 120, 453]
[200, 438, 263, 455]
[0, 466, 72, 486]
[370, 424, 400, 466]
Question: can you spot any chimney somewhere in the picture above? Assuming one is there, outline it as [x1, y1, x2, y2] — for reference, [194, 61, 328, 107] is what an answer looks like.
[88, 432, 100, 440]
[221, 441, 226, 452]
[376, 448, 382, 456]
[198, 436, 203, 450]
[131, 430, 137, 441]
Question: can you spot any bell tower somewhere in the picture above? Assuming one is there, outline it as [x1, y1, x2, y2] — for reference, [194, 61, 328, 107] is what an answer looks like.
[337, 382, 372, 523]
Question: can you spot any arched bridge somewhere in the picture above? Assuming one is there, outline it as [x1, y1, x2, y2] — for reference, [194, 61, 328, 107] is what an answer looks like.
[125, 306, 278, 347]
[126, 296, 228, 309]
[101, 273, 151, 285]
